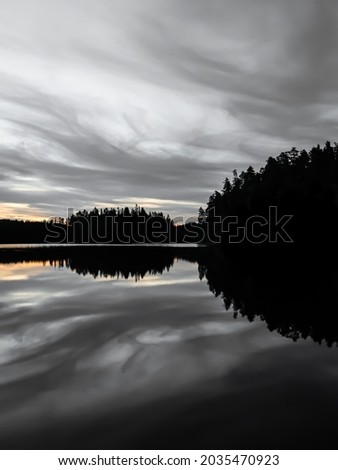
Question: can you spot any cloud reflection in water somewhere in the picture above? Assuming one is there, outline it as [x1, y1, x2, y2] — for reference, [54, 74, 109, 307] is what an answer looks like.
[0, 255, 337, 449]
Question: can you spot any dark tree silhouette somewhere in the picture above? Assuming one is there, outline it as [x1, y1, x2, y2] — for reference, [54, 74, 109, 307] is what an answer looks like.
[204, 141, 338, 246]
[0, 206, 200, 244]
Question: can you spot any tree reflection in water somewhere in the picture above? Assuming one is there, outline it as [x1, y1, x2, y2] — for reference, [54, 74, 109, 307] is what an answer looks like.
[1, 245, 337, 345]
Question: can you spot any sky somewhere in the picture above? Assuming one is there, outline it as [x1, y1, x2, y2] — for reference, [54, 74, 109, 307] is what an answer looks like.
[1, 0, 338, 221]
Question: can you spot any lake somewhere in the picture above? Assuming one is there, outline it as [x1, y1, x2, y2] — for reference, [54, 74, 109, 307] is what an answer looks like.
[0, 245, 338, 449]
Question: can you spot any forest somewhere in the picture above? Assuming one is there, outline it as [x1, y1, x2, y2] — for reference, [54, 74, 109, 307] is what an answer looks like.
[0, 208, 202, 244]
[1, 141, 338, 245]
[201, 141, 338, 245]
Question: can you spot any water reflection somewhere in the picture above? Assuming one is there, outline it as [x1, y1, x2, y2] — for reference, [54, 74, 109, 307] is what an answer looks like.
[199, 246, 338, 346]
[0, 246, 338, 449]
[3, 245, 336, 345]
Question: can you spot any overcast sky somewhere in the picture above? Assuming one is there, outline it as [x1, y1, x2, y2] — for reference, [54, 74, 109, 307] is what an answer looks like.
[1, 0, 338, 220]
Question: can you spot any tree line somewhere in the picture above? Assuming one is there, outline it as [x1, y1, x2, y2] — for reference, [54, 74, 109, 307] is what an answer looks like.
[0, 206, 202, 244]
[1, 141, 338, 245]
[200, 141, 338, 245]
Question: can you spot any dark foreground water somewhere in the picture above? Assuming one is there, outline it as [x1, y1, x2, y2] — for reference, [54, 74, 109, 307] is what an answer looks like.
[0, 245, 338, 449]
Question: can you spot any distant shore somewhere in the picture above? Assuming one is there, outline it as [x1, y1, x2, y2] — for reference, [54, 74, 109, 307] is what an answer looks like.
[0, 243, 211, 265]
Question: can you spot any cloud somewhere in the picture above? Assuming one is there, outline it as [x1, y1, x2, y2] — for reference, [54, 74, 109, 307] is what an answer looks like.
[0, 0, 337, 219]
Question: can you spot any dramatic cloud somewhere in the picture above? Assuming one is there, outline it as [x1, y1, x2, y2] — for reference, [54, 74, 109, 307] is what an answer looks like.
[0, 0, 337, 219]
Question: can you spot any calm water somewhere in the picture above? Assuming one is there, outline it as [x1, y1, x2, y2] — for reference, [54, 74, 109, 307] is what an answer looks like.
[1, 248, 338, 448]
